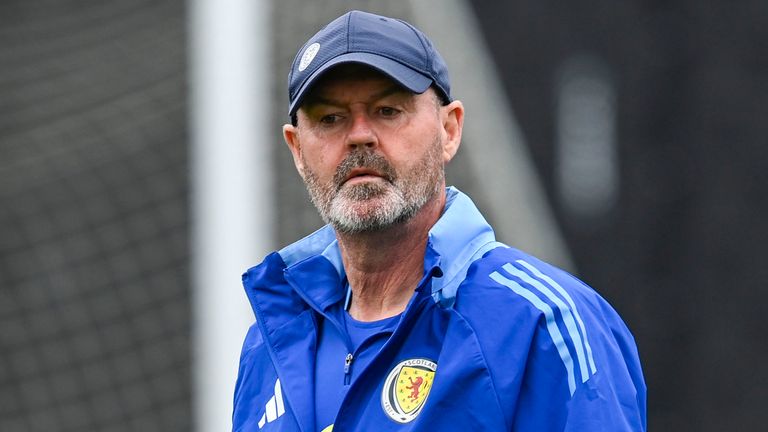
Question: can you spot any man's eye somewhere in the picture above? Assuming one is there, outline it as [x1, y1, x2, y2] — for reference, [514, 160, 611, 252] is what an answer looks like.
[319, 114, 341, 124]
[378, 107, 400, 117]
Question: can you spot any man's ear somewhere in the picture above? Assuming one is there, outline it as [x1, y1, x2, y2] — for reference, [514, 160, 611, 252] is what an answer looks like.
[440, 100, 464, 163]
[283, 123, 305, 174]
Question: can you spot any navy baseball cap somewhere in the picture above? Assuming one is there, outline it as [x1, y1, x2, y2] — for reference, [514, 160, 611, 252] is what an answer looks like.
[287, 10, 452, 116]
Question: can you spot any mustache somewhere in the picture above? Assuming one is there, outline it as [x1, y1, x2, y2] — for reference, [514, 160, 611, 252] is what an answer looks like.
[332, 151, 396, 189]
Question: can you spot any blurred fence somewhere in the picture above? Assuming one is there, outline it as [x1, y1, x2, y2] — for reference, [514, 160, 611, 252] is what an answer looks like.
[0, 1, 189, 430]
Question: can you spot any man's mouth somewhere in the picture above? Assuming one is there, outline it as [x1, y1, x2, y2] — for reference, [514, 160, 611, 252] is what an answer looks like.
[333, 152, 396, 190]
[343, 168, 384, 184]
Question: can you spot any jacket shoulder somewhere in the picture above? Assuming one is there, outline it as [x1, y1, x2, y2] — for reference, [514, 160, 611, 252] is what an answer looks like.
[452, 247, 646, 429]
[455, 247, 601, 318]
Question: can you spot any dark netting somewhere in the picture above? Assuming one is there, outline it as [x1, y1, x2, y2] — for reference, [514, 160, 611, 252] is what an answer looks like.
[0, 1, 189, 431]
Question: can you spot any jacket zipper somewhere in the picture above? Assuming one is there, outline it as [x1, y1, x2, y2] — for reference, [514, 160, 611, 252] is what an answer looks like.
[344, 353, 354, 385]
[285, 276, 357, 386]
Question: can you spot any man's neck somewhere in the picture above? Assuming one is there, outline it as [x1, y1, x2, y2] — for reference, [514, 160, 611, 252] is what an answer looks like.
[337, 192, 445, 322]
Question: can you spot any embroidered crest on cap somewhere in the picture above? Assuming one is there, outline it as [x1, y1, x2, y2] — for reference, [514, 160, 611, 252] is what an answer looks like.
[298, 42, 320, 72]
[381, 358, 437, 423]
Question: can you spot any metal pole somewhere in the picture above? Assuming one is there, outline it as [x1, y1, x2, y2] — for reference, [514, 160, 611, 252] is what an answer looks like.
[190, 0, 273, 430]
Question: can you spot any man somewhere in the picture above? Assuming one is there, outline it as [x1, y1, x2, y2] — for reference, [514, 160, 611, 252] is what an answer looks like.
[233, 10, 646, 432]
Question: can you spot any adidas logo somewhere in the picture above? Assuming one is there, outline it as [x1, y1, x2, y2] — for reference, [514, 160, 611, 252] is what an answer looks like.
[258, 378, 286, 429]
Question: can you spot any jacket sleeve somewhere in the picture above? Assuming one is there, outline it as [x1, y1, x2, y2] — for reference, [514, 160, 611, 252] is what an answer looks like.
[510, 302, 647, 431]
[232, 323, 278, 432]
[462, 249, 647, 431]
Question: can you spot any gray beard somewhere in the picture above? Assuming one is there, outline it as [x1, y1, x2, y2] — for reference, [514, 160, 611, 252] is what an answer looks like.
[300, 136, 444, 234]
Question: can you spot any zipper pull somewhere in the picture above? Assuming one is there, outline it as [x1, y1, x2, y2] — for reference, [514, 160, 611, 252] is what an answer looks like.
[344, 353, 354, 385]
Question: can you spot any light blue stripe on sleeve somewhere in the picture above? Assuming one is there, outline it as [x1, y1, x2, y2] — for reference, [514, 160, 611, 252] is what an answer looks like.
[502, 263, 591, 383]
[489, 271, 577, 395]
[516, 260, 597, 374]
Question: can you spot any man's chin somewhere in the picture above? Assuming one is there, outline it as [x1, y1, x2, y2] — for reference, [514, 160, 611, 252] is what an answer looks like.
[327, 195, 408, 234]
[333, 196, 392, 219]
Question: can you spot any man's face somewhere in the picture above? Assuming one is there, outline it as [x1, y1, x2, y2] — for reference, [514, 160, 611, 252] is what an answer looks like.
[285, 68, 450, 234]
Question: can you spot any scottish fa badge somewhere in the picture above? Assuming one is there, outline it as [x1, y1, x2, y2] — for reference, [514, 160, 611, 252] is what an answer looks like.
[381, 358, 437, 423]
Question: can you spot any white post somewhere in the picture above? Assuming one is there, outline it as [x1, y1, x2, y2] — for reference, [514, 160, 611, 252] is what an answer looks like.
[190, 0, 273, 431]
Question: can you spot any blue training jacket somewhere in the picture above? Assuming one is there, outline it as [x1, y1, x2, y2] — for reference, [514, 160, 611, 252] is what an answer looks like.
[234, 187, 647, 431]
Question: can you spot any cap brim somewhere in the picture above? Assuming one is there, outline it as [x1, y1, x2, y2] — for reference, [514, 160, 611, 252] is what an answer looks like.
[289, 52, 433, 116]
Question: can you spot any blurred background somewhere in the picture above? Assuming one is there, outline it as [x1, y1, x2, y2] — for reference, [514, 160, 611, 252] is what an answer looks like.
[1, 0, 766, 431]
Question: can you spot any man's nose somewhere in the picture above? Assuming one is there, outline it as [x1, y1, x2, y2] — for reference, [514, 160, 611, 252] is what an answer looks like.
[345, 112, 377, 150]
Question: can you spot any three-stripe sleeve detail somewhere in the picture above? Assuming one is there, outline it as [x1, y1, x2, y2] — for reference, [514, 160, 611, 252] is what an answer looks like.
[488, 260, 597, 395]
[489, 271, 578, 395]
[515, 260, 597, 374]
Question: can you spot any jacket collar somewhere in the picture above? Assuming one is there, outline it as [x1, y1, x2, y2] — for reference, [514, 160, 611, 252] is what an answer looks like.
[426, 187, 497, 301]
[275, 187, 497, 308]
